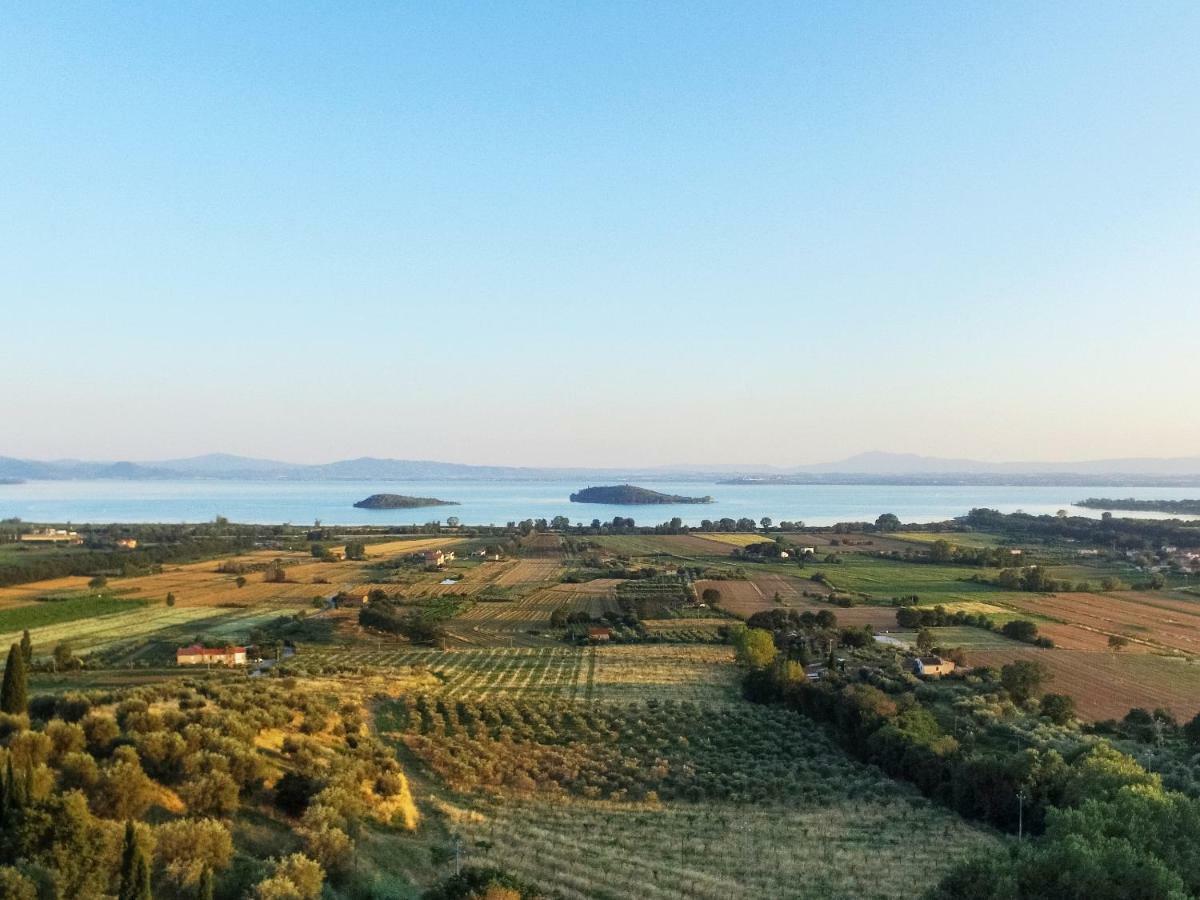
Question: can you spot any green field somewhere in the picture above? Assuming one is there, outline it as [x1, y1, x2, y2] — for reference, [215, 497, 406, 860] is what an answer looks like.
[0, 594, 150, 633]
[810, 555, 1001, 601]
[892, 531, 1009, 549]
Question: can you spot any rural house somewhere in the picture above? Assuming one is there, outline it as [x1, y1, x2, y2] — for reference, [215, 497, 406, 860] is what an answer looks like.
[914, 656, 956, 677]
[587, 626, 612, 643]
[176, 644, 248, 667]
[115, 538, 138, 549]
[423, 549, 456, 567]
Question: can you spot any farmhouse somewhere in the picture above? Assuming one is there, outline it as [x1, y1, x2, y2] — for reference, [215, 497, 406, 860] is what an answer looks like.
[422, 549, 456, 567]
[176, 644, 247, 667]
[115, 538, 138, 549]
[914, 656, 956, 677]
[587, 626, 613, 643]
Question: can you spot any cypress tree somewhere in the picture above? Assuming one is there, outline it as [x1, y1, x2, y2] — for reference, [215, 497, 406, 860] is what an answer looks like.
[0, 644, 27, 715]
[5, 757, 22, 810]
[118, 820, 153, 900]
[19, 631, 32, 666]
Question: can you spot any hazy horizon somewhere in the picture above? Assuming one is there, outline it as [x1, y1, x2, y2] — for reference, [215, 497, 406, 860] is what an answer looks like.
[4, 2, 1198, 467]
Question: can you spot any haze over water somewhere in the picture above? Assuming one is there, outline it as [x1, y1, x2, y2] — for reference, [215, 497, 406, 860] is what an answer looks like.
[1, 480, 1196, 527]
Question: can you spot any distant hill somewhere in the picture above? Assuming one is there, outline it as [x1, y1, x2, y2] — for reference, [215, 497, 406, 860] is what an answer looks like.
[352, 494, 459, 509]
[790, 451, 1200, 477]
[569, 485, 714, 505]
[1076, 497, 1200, 515]
[2, 451, 1200, 484]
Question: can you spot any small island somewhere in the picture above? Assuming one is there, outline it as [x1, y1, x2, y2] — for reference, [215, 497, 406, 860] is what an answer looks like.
[569, 484, 714, 505]
[353, 494, 459, 510]
[1076, 497, 1200, 516]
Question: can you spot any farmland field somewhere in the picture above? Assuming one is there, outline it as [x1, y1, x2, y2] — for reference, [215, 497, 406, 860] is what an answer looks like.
[299, 643, 739, 704]
[447, 795, 999, 900]
[813, 555, 1006, 603]
[0, 594, 149, 633]
[491, 558, 566, 587]
[892, 531, 1009, 549]
[383, 687, 1000, 899]
[969, 647, 1200, 720]
[995, 590, 1200, 655]
[587, 534, 736, 558]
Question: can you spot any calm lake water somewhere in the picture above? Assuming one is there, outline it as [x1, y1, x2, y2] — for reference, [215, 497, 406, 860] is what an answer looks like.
[1, 480, 1196, 527]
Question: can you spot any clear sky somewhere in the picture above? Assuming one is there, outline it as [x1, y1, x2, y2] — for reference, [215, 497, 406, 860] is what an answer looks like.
[3, 1, 1198, 467]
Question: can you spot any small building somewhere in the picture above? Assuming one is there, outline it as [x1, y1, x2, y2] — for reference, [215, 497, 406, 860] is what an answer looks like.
[778, 551, 790, 559]
[587, 626, 612, 643]
[115, 538, 138, 549]
[422, 549, 456, 567]
[800, 547, 816, 555]
[176, 644, 247, 667]
[914, 656, 956, 677]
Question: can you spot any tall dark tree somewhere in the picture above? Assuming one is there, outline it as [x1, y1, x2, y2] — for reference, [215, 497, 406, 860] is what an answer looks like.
[19, 630, 32, 665]
[118, 820, 153, 900]
[0, 643, 28, 715]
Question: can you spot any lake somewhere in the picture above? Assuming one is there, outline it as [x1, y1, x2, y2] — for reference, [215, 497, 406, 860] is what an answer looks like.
[1, 480, 1196, 527]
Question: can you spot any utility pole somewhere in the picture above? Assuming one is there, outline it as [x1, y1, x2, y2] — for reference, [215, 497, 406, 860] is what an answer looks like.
[1017, 789, 1027, 841]
[454, 834, 462, 876]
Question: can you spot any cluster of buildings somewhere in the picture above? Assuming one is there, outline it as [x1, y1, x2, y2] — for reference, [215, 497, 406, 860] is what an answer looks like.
[19, 528, 82, 545]
[17, 529, 137, 548]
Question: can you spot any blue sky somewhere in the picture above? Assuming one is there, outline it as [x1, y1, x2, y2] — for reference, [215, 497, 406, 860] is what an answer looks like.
[3, 1, 1198, 466]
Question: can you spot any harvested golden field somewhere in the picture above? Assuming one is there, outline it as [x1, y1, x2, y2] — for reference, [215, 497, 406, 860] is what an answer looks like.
[969, 647, 1200, 720]
[342, 537, 465, 559]
[0, 576, 95, 607]
[491, 558, 566, 587]
[999, 591, 1200, 655]
[697, 533, 771, 547]
[697, 576, 825, 618]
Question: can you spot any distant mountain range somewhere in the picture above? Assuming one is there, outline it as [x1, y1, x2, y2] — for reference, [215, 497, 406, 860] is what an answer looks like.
[1, 451, 1199, 485]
